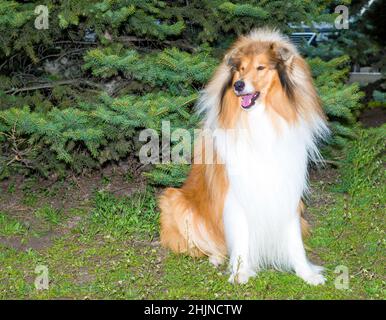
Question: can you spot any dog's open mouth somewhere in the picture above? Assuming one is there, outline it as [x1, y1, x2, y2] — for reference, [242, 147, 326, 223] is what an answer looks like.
[240, 92, 260, 109]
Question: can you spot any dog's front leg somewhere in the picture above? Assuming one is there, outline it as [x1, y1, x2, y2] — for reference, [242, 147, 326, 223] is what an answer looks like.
[223, 190, 255, 284]
[286, 217, 326, 285]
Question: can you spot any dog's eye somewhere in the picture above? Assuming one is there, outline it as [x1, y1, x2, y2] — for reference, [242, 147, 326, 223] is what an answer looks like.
[240, 66, 245, 72]
[257, 66, 265, 71]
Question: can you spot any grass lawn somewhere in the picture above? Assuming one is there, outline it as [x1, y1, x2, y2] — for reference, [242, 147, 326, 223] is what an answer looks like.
[0, 127, 384, 299]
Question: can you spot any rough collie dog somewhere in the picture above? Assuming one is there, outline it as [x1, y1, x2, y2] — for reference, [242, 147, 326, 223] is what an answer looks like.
[159, 29, 329, 285]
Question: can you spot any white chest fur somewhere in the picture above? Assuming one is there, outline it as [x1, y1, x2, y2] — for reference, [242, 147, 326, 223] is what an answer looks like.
[215, 103, 314, 271]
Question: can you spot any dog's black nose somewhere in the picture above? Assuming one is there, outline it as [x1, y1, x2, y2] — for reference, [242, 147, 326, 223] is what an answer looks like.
[234, 80, 245, 92]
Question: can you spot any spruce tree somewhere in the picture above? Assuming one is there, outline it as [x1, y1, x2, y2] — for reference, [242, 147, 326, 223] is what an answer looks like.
[0, 1, 364, 183]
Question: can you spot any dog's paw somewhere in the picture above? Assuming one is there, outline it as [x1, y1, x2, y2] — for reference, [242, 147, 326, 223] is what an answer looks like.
[228, 270, 255, 285]
[302, 273, 326, 286]
[209, 255, 225, 267]
[297, 267, 326, 286]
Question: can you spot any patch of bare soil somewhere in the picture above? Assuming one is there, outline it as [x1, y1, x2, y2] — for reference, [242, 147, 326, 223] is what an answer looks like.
[0, 161, 147, 251]
[359, 107, 386, 128]
[0, 215, 83, 251]
[308, 167, 339, 208]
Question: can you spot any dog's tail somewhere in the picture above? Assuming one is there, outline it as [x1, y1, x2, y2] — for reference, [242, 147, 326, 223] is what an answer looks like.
[159, 188, 226, 259]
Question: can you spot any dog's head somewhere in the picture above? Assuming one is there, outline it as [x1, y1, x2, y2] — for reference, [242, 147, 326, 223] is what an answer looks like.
[225, 40, 295, 110]
[199, 29, 325, 130]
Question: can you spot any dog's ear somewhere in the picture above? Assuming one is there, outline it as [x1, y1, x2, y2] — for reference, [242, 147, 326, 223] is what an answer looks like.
[224, 48, 240, 69]
[270, 43, 295, 100]
[270, 43, 294, 66]
[219, 49, 238, 112]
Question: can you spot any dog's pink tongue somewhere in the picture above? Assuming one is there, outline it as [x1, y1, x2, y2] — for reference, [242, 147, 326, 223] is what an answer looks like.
[241, 94, 254, 107]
